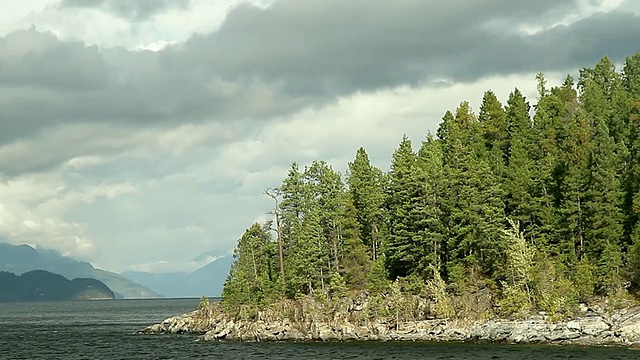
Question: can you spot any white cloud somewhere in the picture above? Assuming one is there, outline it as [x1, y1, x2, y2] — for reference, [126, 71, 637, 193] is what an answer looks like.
[0, 170, 136, 261]
[0, 0, 635, 277]
[3, 0, 271, 49]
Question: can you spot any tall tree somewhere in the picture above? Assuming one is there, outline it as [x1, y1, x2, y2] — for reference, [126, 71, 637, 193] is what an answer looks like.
[385, 135, 424, 279]
[623, 53, 640, 97]
[442, 102, 506, 280]
[504, 89, 535, 232]
[347, 148, 387, 261]
[222, 223, 277, 306]
[416, 135, 446, 275]
[479, 90, 508, 157]
[583, 119, 624, 292]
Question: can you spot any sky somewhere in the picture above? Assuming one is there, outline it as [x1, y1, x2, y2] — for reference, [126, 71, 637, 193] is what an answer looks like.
[1, 0, 639, 274]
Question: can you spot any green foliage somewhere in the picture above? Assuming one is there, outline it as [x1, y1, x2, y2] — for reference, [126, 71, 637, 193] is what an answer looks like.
[198, 295, 210, 309]
[219, 52, 640, 318]
[347, 147, 387, 261]
[573, 257, 596, 302]
[222, 223, 278, 308]
[368, 258, 391, 294]
[498, 282, 532, 318]
[531, 257, 578, 320]
[328, 272, 348, 299]
[425, 265, 454, 318]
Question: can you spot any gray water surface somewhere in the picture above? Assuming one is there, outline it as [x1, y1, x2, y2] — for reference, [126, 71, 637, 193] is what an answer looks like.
[0, 299, 637, 359]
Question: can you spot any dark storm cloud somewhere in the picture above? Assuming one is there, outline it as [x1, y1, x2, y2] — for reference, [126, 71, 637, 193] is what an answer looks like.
[174, 0, 640, 95]
[0, 30, 107, 90]
[1, 0, 640, 176]
[59, 0, 191, 21]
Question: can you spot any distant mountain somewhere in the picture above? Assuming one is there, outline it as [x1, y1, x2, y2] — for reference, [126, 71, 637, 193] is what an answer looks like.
[123, 255, 233, 298]
[0, 270, 115, 302]
[0, 243, 160, 299]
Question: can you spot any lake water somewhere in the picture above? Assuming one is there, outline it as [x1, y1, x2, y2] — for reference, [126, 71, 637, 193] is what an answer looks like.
[0, 298, 637, 359]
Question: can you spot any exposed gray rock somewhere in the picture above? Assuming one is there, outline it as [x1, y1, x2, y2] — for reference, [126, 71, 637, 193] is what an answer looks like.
[578, 317, 610, 336]
[141, 299, 640, 347]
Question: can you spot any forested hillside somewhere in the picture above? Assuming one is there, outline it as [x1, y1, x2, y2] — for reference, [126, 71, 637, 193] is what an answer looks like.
[0, 270, 115, 301]
[222, 53, 640, 318]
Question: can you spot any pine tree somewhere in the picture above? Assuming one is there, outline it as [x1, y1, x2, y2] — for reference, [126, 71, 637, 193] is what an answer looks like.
[339, 201, 370, 289]
[385, 135, 423, 279]
[579, 57, 629, 144]
[347, 148, 387, 261]
[556, 109, 591, 264]
[625, 96, 640, 286]
[442, 102, 506, 280]
[505, 88, 532, 152]
[583, 119, 624, 292]
[479, 90, 508, 157]
[279, 163, 309, 296]
[504, 89, 535, 232]
[304, 160, 345, 273]
[623, 53, 640, 97]
[416, 135, 446, 275]
[222, 223, 277, 307]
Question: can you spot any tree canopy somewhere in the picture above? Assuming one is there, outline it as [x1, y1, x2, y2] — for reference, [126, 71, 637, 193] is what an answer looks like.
[222, 53, 640, 317]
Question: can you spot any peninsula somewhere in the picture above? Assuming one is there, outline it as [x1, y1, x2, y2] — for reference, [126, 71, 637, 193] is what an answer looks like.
[144, 52, 640, 346]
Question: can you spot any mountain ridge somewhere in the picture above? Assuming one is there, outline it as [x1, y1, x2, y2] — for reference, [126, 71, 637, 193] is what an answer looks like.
[0, 242, 160, 299]
[0, 269, 115, 301]
[123, 255, 233, 298]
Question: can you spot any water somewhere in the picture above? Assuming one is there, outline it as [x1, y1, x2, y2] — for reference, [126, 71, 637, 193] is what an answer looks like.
[0, 299, 637, 359]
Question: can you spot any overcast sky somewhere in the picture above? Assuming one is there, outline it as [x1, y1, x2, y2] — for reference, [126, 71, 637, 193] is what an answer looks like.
[1, 0, 639, 274]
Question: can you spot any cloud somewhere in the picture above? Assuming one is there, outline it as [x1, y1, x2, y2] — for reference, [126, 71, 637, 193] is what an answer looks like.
[0, 0, 638, 274]
[175, 1, 640, 95]
[0, 171, 136, 261]
[58, 0, 192, 21]
[2, 2, 637, 163]
[0, 29, 107, 90]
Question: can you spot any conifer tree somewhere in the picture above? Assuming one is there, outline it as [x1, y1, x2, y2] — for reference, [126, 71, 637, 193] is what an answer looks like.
[504, 89, 535, 232]
[583, 119, 624, 292]
[479, 90, 508, 157]
[623, 53, 640, 97]
[347, 148, 387, 261]
[442, 102, 506, 280]
[416, 135, 446, 275]
[556, 109, 591, 264]
[339, 201, 370, 288]
[222, 223, 277, 307]
[386, 135, 424, 279]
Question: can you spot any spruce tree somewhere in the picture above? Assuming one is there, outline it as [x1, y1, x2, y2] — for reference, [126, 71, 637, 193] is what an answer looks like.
[504, 89, 535, 232]
[347, 148, 387, 261]
[416, 135, 446, 276]
[222, 223, 277, 307]
[623, 53, 640, 97]
[385, 135, 423, 279]
[442, 102, 506, 280]
[479, 90, 508, 157]
[583, 119, 624, 292]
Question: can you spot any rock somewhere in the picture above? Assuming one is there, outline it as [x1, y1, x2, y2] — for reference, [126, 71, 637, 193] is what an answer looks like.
[508, 320, 549, 343]
[566, 320, 581, 332]
[546, 330, 581, 342]
[142, 297, 640, 347]
[578, 317, 609, 336]
[579, 303, 589, 313]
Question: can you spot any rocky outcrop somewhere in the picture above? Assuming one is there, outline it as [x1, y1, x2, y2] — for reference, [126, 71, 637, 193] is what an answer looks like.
[141, 296, 640, 346]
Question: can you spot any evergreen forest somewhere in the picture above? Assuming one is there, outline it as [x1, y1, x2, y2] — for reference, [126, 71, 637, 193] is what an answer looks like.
[222, 53, 640, 319]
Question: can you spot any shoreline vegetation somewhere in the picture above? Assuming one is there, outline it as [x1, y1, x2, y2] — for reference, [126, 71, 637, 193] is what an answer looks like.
[145, 52, 640, 346]
[142, 294, 640, 346]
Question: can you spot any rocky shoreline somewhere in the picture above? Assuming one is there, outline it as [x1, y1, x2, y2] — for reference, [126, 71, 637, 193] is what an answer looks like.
[141, 297, 640, 346]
